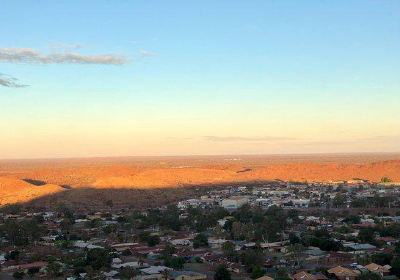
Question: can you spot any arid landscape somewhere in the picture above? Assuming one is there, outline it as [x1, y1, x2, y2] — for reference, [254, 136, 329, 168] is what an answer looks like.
[1, 153, 399, 209]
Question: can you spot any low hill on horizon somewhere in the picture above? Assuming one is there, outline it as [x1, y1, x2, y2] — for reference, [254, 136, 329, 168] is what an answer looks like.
[0, 158, 399, 207]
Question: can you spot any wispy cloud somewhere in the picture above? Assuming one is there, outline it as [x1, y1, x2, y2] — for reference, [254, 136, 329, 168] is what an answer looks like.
[0, 45, 159, 89]
[48, 42, 87, 51]
[0, 47, 127, 65]
[139, 49, 159, 57]
[0, 73, 28, 88]
[204, 136, 298, 142]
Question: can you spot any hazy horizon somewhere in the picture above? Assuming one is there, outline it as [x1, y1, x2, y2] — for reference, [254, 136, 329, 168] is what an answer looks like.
[1, 151, 400, 161]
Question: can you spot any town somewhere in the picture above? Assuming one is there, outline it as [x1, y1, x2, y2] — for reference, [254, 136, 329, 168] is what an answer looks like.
[1, 178, 400, 280]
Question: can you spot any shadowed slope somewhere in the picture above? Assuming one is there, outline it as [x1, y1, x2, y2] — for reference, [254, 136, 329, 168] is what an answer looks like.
[1, 160, 399, 206]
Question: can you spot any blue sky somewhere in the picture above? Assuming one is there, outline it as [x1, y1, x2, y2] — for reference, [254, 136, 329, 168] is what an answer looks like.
[1, 1, 400, 158]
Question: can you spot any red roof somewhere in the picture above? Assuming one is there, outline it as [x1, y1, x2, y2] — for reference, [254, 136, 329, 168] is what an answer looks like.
[15, 262, 48, 270]
[381, 236, 396, 242]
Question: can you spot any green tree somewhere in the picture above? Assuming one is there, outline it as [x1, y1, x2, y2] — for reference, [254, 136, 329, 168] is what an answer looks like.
[276, 267, 291, 280]
[351, 198, 367, 208]
[221, 241, 237, 261]
[214, 264, 231, 280]
[119, 266, 137, 280]
[250, 265, 264, 279]
[122, 248, 132, 256]
[27, 267, 39, 278]
[5, 250, 20, 262]
[193, 233, 208, 248]
[86, 248, 112, 270]
[242, 247, 264, 270]
[162, 245, 176, 259]
[395, 242, 400, 255]
[161, 205, 181, 231]
[105, 199, 114, 210]
[231, 221, 242, 240]
[46, 262, 62, 277]
[358, 227, 375, 243]
[287, 243, 307, 267]
[392, 256, 400, 277]
[169, 257, 185, 270]
[344, 215, 361, 224]
[333, 194, 345, 208]
[147, 235, 160, 247]
[371, 253, 392, 266]
[288, 209, 300, 224]
[13, 271, 25, 280]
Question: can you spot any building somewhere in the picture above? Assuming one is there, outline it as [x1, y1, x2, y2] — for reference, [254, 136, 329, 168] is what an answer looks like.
[364, 263, 390, 276]
[292, 271, 318, 280]
[327, 266, 358, 280]
[221, 196, 248, 211]
[292, 199, 310, 208]
[255, 276, 274, 280]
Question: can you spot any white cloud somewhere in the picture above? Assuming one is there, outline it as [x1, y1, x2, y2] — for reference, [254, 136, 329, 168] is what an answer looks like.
[0, 73, 28, 88]
[0, 47, 127, 65]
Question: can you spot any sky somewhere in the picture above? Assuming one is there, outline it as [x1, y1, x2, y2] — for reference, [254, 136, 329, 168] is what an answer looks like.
[1, 1, 400, 159]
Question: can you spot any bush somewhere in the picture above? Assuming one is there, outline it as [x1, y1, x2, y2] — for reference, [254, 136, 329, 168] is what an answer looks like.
[122, 249, 132, 256]
[214, 264, 231, 280]
[193, 234, 208, 248]
[13, 271, 25, 280]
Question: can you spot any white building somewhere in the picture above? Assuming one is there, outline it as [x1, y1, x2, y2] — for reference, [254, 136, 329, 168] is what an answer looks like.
[292, 199, 310, 208]
[221, 196, 248, 211]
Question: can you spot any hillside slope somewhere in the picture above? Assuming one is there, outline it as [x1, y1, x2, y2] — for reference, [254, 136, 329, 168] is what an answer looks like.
[1, 160, 399, 206]
[0, 177, 65, 205]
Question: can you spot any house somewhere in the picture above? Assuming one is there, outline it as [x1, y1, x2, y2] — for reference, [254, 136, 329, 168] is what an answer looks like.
[364, 263, 390, 276]
[207, 238, 227, 248]
[169, 270, 207, 280]
[140, 266, 172, 275]
[292, 271, 328, 280]
[12, 262, 49, 272]
[202, 252, 224, 265]
[343, 242, 376, 252]
[0, 253, 6, 262]
[170, 237, 191, 246]
[218, 261, 246, 273]
[112, 261, 149, 269]
[74, 240, 103, 250]
[221, 196, 248, 211]
[323, 252, 353, 264]
[174, 250, 209, 262]
[103, 270, 119, 278]
[292, 199, 310, 208]
[380, 236, 397, 245]
[255, 276, 274, 280]
[327, 266, 358, 280]
[111, 258, 123, 265]
[292, 271, 318, 280]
